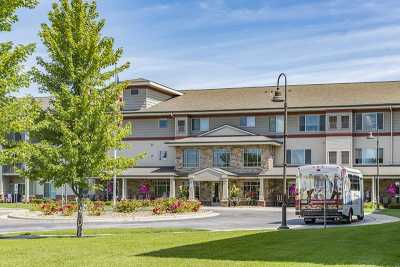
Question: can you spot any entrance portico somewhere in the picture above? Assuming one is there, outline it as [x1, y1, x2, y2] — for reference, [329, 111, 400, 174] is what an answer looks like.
[188, 168, 236, 206]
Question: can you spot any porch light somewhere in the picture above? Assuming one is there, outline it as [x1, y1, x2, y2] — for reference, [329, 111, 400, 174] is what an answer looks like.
[272, 88, 284, 102]
[367, 132, 375, 139]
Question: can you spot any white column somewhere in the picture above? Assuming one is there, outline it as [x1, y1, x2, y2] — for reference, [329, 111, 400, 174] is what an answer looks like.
[259, 178, 265, 201]
[371, 177, 376, 204]
[169, 178, 176, 198]
[25, 178, 30, 203]
[188, 178, 195, 200]
[122, 178, 127, 200]
[0, 172, 3, 201]
[222, 178, 229, 201]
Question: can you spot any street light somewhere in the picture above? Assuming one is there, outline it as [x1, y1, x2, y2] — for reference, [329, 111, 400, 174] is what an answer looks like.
[272, 73, 289, 230]
[367, 131, 380, 209]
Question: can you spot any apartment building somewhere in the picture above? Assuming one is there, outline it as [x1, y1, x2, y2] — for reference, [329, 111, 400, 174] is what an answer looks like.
[1, 78, 400, 206]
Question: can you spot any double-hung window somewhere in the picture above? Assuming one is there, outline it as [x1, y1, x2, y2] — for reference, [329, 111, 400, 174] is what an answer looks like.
[240, 116, 256, 127]
[341, 151, 350, 164]
[243, 148, 262, 167]
[355, 112, 384, 131]
[177, 120, 186, 133]
[183, 149, 199, 168]
[328, 151, 337, 164]
[287, 149, 311, 165]
[299, 115, 325, 132]
[159, 151, 168, 160]
[355, 148, 383, 164]
[191, 118, 209, 132]
[269, 115, 284, 133]
[329, 116, 337, 129]
[341, 115, 350, 129]
[213, 149, 230, 167]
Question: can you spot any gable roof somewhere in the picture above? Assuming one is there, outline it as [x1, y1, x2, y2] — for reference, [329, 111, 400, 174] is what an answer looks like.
[126, 78, 183, 96]
[127, 80, 400, 114]
[199, 125, 256, 137]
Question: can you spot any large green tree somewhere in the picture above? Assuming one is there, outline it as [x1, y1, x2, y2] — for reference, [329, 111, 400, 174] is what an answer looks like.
[0, 0, 38, 162]
[26, 0, 139, 237]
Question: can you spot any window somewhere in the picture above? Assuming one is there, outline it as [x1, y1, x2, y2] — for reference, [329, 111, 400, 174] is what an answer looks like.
[341, 151, 350, 164]
[243, 181, 259, 199]
[299, 115, 325, 132]
[159, 151, 168, 160]
[355, 112, 383, 131]
[328, 151, 337, 164]
[287, 149, 311, 165]
[213, 149, 230, 167]
[341, 115, 350, 129]
[243, 148, 262, 167]
[240, 116, 256, 127]
[177, 120, 186, 133]
[159, 119, 168, 129]
[329, 116, 337, 129]
[44, 183, 51, 198]
[131, 88, 139, 95]
[152, 180, 170, 198]
[349, 175, 360, 191]
[191, 118, 209, 131]
[269, 115, 284, 133]
[355, 148, 383, 164]
[183, 149, 199, 168]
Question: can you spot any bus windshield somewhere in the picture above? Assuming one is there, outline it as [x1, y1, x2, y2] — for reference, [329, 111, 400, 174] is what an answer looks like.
[297, 171, 342, 204]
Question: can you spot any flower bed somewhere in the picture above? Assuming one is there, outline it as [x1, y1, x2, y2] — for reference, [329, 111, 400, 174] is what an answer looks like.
[115, 198, 201, 215]
[36, 201, 105, 216]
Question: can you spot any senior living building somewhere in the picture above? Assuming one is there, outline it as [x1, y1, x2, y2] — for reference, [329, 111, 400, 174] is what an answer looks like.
[1, 78, 400, 206]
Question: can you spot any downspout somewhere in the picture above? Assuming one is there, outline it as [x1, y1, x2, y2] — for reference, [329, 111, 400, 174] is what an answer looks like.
[390, 106, 393, 165]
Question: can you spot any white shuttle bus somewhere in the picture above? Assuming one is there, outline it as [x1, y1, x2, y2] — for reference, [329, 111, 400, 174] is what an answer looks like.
[296, 165, 364, 224]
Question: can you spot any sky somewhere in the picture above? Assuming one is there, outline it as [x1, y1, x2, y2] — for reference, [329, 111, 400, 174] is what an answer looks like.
[2, 0, 400, 96]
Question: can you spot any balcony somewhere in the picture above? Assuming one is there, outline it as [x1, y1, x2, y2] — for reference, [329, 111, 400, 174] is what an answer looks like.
[2, 163, 25, 175]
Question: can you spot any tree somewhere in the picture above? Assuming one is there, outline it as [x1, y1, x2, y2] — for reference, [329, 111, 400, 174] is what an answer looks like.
[25, 0, 140, 238]
[0, 0, 38, 165]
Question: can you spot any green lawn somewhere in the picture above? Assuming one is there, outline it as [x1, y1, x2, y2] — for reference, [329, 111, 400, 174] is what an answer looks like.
[1, 221, 400, 267]
[0, 202, 38, 210]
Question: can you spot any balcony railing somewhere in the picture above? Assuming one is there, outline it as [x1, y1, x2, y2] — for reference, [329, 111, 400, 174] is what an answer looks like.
[2, 163, 25, 174]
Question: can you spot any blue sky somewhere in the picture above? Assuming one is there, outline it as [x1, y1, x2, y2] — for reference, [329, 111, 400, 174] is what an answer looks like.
[3, 0, 400, 96]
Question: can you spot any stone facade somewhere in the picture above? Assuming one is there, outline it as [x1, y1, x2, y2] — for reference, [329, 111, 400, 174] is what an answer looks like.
[175, 145, 274, 174]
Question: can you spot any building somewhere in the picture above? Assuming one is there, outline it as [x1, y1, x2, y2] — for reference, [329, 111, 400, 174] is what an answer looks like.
[1, 79, 400, 206]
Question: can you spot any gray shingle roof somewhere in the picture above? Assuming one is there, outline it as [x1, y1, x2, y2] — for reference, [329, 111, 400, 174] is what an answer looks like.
[131, 81, 400, 113]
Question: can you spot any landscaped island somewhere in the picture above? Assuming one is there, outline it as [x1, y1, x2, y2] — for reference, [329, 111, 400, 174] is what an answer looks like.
[20, 198, 201, 217]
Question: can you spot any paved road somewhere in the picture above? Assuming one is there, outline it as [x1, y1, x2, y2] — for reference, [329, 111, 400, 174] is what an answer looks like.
[0, 207, 397, 234]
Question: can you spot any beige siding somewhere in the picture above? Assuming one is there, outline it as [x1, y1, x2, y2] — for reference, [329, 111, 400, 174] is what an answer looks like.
[325, 136, 352, 165]
[274, 137, 326, 165]
[123, 87, 147, 111]
[128, 118, 174, 138]
[120, 140, 175, 166]
[353, 136, 392, 165]
[392, 111, 400, 131]
[146, 89, 172, 109]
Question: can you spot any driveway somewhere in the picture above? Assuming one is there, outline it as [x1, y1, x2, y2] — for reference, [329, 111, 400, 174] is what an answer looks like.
[0, 207, 398, 234]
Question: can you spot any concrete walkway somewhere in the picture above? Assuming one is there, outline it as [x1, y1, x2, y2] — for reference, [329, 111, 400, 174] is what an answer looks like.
[0, 207, 398, 234]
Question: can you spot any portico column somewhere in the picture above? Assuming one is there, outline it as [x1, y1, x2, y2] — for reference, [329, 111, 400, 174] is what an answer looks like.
[169, 178, 176, 198]
[371, 177, 376, 204]
[188, 178, 195, 200]
[24, 178, 30, 203]
[258, 177, 266, 206]
[221, 177, 229, 206]
[122, 178, 127, 200]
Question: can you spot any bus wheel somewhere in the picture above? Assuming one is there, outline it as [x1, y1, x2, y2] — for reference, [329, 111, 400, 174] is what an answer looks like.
[347, 210, 353, 224]
[357, 215, 364, 221]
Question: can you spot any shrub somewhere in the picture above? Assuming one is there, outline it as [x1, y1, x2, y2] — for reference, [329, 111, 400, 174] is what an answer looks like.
[87, 201, 105, 216]
[31, 198, 45, 205]
[39, 201, 59, 215]
[61, 203, 77, 216]
[152, 199, 201, 215]
[115, 200, 143, 213]
[364, 202, 374, 209]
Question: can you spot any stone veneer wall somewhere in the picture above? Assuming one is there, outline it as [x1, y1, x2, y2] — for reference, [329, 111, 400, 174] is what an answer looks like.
[175, 145, 274, 173]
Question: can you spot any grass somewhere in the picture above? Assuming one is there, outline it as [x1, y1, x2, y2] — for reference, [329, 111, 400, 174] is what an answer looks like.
[0, 202, 38, 210]
[1, 221, 400, 267]
[375, 208, 400, 218]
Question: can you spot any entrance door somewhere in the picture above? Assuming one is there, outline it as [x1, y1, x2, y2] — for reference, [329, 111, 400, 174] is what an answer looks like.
[211, 182, 220, 205]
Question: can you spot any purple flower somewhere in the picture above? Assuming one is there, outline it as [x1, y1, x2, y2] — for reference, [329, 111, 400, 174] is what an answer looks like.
[387, 183, 397, 197]
[138, 183, 150, 194]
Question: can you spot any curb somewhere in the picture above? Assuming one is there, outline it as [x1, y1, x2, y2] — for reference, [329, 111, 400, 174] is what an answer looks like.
[7, 210, 219, 223]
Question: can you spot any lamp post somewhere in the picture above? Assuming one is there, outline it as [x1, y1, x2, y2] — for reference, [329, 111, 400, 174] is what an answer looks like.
[272, 73, 289, 230]
[367, 131, 380, 209]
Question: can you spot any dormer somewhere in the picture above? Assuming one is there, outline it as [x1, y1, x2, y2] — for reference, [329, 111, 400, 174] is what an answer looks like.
[122, 78, 182, 111]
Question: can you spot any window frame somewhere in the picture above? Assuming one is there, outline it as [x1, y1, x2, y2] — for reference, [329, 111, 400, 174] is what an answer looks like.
[191, 118, 209, 132]
[328, 151, 337, 164]
[159, 151, 168, 161]
[341, 115, 350, 129]
[159, 119, 168, 129]
[328, 116, 337, 130]
[177, 120, 186, 133]
[183, 149, 199, 168]
[358, 112, 384, 131]
[341, 151, 350, 165]
[287, 149, 311, 165]
[240, 116, 256, 128]
[130, 88, 139, 95]
[213, 148, 231, 168]
[243, 148, 262, 167]
[152, 180, 170, 198]
[355, 148, 383, 165]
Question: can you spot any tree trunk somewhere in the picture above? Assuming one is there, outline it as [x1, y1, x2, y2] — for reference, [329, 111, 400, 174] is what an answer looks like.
[76, 197, 84, 238]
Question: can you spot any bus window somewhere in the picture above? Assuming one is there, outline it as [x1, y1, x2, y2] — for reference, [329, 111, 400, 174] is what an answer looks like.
[350, 174, 360, 191]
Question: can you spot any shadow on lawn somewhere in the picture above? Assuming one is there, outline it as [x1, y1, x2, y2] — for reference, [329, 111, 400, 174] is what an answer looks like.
[140, 224, 400, 266]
